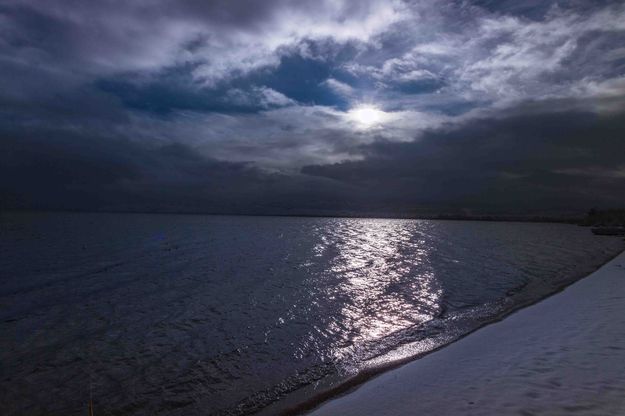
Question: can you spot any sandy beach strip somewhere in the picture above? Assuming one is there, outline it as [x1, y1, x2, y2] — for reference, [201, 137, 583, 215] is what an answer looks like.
[309, 250, 625, 416]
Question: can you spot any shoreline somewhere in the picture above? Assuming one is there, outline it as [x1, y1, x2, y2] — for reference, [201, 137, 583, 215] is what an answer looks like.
[306, 249, 625, 416]
[1, 209, 583, 225]
[258, 246, 624, 416]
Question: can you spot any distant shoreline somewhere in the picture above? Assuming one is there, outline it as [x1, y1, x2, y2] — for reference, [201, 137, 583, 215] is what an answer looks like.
[1, 208, 585, 225]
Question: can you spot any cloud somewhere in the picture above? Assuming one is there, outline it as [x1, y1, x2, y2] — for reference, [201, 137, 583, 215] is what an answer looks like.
[224, 86, 295, 109]
[302, 98, 625, 212]
[1, 0, 625, 214]
[334, 1, 625, 110]
[3, 95, 624, 214]
[4, 0, 624, 115]
[344, 56, 441, 92]
[0, 124, 361, 214]
[321, 78, 357, 99]
[0, 0, 407, 86]
[457, 4, 625, 100]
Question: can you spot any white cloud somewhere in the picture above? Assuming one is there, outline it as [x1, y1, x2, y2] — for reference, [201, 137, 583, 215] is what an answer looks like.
[257, 87, 295, 107]
[189, 1, 408, 85]
[457, 4, 625, 101]
[115, 100, 449, 172]
[322, 78, 356, 98]
[2, 0, 407, 87]
[225, 86, 295, 108]
[337, 2, 625, 110]
[344, 56, 439, 88]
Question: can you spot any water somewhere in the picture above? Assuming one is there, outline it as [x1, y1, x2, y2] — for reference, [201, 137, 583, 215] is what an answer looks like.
[1, 212, 623, 415]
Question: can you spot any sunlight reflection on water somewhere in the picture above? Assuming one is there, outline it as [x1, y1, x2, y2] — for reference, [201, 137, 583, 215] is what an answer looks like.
[310, 219, 442, 367]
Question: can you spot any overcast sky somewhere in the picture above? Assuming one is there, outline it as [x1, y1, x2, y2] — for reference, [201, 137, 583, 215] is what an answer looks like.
[1, 0, 624, 215]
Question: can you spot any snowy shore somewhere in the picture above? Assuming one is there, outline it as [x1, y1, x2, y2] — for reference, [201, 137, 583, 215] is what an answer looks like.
[309, 250, 625, 416]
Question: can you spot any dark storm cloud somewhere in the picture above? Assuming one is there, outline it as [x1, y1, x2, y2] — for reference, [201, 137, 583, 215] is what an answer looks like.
[0, 125, 360, 213]
[302, 97, 625, 212]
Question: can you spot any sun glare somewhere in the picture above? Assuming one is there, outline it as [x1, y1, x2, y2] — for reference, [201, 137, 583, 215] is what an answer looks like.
[349, 106, 387, 128]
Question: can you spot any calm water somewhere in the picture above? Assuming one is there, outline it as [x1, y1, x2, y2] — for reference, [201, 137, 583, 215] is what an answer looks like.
[1, 212, 623, 415]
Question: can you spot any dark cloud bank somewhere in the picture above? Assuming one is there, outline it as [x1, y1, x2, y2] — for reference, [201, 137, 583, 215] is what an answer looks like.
[304, 101, 625, 214]
[1, 0, 624, 217]
[3, 98, 624, 216]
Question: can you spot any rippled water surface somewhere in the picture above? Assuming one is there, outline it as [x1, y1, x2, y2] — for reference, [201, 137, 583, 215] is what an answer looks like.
[1, 212, 623, 415]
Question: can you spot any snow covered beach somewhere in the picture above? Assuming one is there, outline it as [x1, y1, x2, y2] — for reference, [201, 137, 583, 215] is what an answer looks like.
[309, 249, 625, 416]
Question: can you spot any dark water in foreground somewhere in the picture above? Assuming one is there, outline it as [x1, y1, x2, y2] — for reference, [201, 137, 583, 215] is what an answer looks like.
[1, 212, 623, 416]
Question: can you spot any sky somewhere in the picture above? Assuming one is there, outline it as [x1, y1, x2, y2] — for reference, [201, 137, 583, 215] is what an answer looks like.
[1, 0, 625, 215]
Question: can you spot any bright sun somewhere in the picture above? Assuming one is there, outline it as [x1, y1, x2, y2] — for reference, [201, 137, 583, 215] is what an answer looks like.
[349, 106, 386, 128]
